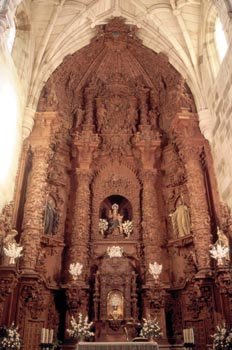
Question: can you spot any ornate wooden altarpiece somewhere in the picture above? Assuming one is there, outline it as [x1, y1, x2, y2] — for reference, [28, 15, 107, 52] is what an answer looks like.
[1, 18, 232, 350]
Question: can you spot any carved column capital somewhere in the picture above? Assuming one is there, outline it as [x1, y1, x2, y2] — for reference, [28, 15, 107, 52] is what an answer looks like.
[22, 107, 36, 140]
[198, 108, 213, 142]
[74, 131, 100, 169]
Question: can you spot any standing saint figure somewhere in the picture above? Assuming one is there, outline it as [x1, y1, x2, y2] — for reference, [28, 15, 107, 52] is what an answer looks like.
[108, 203, 123, 235]
[169, 195, 191, 237]
[44, 197, 59, 235]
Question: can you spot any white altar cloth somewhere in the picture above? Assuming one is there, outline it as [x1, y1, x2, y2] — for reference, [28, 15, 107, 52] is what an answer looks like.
[77, 341, 159, 350]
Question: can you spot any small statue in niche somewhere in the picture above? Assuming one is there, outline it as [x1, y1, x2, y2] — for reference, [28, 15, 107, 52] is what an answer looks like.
[43, 197, 59, 235]
[108, 203, 123, 235]
[169, 195, 191, 238]
[99, 203, 133, 238]
[2, 229, 23, 265]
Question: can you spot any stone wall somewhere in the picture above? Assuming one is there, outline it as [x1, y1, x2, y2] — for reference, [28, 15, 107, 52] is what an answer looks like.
[0, 0, 23, 212]
[202, 1, 232, 209]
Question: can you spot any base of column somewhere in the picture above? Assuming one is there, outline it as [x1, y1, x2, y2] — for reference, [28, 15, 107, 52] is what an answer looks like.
[195, 267, 212, 279]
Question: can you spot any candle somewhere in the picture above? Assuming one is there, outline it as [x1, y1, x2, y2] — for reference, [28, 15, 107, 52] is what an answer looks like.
[45, 328, 49, 343]
[187, 328, 189, 343]
[49, 329, 54, 344]
[190, 328, 194, 344]
[41, 328, 46, 343]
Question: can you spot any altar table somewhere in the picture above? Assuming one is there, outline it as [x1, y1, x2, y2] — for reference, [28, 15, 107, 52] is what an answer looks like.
[77, 342, 159, 350]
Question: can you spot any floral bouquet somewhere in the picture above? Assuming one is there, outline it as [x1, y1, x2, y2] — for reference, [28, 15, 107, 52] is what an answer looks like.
[139, 317, 163, 341]
[211, 323, 232, 350]
[122, 220, 133, 237]
[67, 313, 94, 341]
[99, 219, 108, 236]
[0, 323, 21, 350]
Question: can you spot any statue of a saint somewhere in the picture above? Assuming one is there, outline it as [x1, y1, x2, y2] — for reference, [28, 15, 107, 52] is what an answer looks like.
[3, 229, 18, 247]
[169, 195, 191, 237]
[44, 198, 59, 235]
[2, 229, 22, 265]
[108, 204, 123, 235]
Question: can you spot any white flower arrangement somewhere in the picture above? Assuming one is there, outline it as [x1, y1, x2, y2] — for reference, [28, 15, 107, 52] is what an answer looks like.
[0, 323, 21, 350]
[69, 262, 83, 281]
[99, 219, 109, 236]
[139, 317, 163, 341]
[209, 244, 229, 265]
[3, 243, 23, 264]
[67, 313, 94, 341]
[149, 262, 162, 281]
[107, 246, 123, 258]
[211, 323, 232, 350]
[122, 220, 133, 237]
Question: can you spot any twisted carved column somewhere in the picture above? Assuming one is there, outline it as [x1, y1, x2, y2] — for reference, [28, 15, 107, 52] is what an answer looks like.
[141, 170, 162, 281]
[20, 145, 53, 271]
[21, 146, 51, 270]
[173, 113, 213, 273]
[182, 143, 212, 272]
[68, 170, 92, 283]
[20, 112, 56, 271]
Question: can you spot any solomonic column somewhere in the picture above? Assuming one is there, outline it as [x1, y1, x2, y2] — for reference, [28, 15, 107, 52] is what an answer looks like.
[182, 144, 212, 273]
[140, 169, 162, 281]
[172, 112, 213, 275]
[20, 113, 55, 272]
[67, 169, 92, 284]
[66, 126, 99, 284]
[134, 124, 162, 282]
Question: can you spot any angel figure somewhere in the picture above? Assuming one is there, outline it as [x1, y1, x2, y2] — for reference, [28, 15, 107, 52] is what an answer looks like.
[3, 229, 23, 264]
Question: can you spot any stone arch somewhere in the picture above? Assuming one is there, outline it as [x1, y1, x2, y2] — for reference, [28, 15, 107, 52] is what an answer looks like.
[204, 4, 221, 80]
[12, 3, 32, 99]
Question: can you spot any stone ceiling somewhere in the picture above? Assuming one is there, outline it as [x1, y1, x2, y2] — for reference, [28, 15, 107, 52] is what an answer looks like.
[15, 0, 211, 112]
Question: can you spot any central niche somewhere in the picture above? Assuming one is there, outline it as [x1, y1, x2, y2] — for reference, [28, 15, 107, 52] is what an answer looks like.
[99, 195, 133, 239]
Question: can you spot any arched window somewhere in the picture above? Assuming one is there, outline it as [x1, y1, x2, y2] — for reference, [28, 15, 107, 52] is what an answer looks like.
[205, 6, 229, 80]
[6, 22, 16, 52]
[214, 17, 228, 62]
